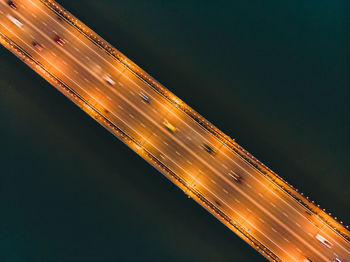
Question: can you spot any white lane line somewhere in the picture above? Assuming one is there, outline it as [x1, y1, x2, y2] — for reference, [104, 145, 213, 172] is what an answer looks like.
[235, 198, 240, 203]
[74, 47, 79, 52]
[140, 123, 146, 128]
[29, 34, 34, 39]
[187, 160, 192, 165]
[271, 227, 278, 233]
[32, 13, 36, 18]
[106, 96, 112, 101]
[129, 90, 135, 95]
[175, 151, 180, 155]
[246, 208, 252, 213]
[51, 52, 56, 56]
[270, 202, 276, 208]
[63, 60, 68, 65]
[42, 21, 47, 26]
[296, 248, 302, 253]
[85, 56, 90, 60]
[221, 163, 228, 169]
[223, 189, 228, 194]
[259, 218, 265, 223]
[258, 193, 263, 197]
[118, 81, 124, 87]
[152, 108, 157, 113]
[74, 70, 78, 74]
[308, 233, 313, 238]
[84, 78, 90, 83]
[118, 105, 123, 110]
[210, 179, 217, 185]
[163, 141, 168, 146]
[246, 183, 252, 188]
[295, 222, 301, 228]
[199, 169, 203, 174]
[95, 87, 100, 91]
[283, 238, 290, 243]
[152, 133, 158, 137]
[186, 136, 192, 140]
[282, 212, 289, 218]
[129, 114, 134, 119]
[0, 10, 3, 14]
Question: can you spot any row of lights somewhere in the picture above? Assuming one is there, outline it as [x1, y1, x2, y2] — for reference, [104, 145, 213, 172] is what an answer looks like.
[41, 0, 350, 241]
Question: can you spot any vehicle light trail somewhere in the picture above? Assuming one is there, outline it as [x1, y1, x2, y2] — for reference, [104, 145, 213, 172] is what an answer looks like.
[0, 0, 349, 261]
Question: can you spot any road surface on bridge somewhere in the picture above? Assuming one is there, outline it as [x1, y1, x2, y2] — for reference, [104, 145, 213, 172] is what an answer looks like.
[0, 1, 349, 261]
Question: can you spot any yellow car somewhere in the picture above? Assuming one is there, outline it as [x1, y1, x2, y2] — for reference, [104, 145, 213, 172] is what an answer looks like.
[163, 120, 176, 133]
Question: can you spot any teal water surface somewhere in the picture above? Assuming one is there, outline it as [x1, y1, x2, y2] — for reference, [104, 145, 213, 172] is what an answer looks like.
[0, 0, 348, 261]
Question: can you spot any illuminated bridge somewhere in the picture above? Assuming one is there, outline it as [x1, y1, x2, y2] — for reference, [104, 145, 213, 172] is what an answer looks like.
[0, 1, 349, 261]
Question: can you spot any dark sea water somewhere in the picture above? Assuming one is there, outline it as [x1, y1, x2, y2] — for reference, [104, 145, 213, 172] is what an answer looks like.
[0, 0, 348, 261]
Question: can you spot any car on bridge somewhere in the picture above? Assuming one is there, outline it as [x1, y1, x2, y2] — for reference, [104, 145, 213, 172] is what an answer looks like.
[104, 74, 115, 86]
[316, 234, 332, 248]
[230, 171, 243, 183]
[32, 41, 43, 51]
[53, 34, 65, 46]
[8, 0, 17, 9]
[202, 143, 216, 155]
[163, 120, 176, 133]
[7, 14, 22, 28]
[140, 92, 151, 103]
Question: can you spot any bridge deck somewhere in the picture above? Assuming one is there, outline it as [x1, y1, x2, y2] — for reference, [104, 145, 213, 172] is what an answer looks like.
[0, 1, 349, 261]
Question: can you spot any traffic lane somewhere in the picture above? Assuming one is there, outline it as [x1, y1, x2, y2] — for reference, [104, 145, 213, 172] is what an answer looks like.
[27, 0, 130, 87]
[195, 179, 305, 262]
[217, 142, 335, 239]
[206, 180, 331, 262]
[220, 139, 350, 257]
[0, 11, 79, 88]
